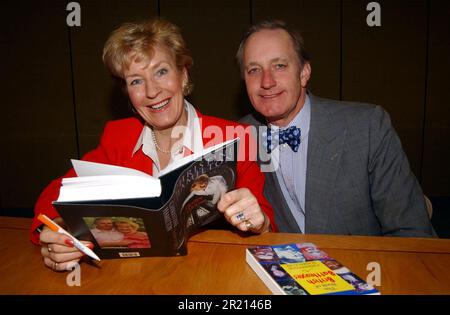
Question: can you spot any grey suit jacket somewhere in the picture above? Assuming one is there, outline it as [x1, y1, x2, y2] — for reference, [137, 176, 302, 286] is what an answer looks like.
[241, 94, 435, 237]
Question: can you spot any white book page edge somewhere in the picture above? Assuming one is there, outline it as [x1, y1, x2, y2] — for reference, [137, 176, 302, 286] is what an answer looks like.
[71, 159, 152, 177]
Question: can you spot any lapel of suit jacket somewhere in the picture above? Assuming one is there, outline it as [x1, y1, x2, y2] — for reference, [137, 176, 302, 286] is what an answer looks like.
[263, 166, 302, 232]
[241, 114, 302, 232]
[251, 117, 286, 205]
[305, 95, 347, 233]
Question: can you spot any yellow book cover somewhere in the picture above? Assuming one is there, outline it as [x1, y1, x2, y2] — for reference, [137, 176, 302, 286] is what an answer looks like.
[281, 260, 355, 295]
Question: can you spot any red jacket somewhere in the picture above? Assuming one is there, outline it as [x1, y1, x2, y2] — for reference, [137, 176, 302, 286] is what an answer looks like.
[30, 112, 277, 244]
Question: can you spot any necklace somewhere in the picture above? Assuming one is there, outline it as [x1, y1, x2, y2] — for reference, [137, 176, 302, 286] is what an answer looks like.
[151, 130, 183, 155]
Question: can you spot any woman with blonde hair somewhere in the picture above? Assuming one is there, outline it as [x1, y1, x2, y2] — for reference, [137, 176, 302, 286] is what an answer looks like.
[113, 218, 151, 249]
[32, 18, 276, 271]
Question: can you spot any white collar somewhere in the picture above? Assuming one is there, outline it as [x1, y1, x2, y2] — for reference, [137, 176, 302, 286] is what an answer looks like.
[132, 100, 204, 175]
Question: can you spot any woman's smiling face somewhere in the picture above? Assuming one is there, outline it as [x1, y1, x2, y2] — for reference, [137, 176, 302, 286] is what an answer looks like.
[124, 46, 188, 131]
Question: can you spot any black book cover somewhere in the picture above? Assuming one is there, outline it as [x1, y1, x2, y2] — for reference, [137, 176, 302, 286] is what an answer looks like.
[53, 139, 238, 259]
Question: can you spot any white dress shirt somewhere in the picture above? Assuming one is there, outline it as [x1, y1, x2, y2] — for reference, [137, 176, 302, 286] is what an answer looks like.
[132, 100, 204, 177]
[269, 95, 311, 233]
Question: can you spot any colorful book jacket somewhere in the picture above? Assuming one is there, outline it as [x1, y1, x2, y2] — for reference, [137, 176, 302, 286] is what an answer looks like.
[53, 139, 238, 259]
[246, 243, 380, 295]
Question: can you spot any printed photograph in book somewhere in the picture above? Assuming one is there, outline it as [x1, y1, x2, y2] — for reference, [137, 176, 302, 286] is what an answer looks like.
[181, 172, 232, 233]
[83, 216, 151, 249]
[173, 156, 236, 252]
[246, 243, 380, 295]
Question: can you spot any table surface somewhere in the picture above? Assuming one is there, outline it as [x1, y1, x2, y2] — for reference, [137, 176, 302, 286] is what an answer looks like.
[1, 216, 450, 294]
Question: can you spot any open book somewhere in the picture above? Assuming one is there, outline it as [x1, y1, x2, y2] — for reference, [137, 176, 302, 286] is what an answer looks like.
[53, 138, 238, 259]
[246, 243, 380, 295]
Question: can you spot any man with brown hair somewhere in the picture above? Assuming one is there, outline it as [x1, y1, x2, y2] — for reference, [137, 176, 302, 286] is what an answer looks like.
[239, 20, 434, 237]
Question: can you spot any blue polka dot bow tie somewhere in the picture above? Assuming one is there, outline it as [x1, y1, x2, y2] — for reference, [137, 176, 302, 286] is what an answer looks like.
[264, 126, 301, 153]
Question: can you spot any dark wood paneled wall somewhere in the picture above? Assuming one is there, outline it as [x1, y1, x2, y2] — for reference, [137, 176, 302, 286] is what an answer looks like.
[422, 0, 450, 195]
[1, 0, 449, 211]
[1, 0, 78, 208]
[342, 0, 427, 177]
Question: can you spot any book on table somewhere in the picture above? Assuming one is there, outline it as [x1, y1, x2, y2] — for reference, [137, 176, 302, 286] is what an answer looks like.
[246, 242, 380, 295]
[53, 138, 238, 259]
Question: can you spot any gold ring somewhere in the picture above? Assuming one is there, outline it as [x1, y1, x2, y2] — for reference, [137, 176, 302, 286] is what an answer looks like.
[47, 245, 52, 252]
[52, 261, 58, 271]
[244, 219, 253, 229]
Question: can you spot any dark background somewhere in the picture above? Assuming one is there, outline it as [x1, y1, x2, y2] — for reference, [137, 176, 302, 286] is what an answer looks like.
[1, 0, 449, 237]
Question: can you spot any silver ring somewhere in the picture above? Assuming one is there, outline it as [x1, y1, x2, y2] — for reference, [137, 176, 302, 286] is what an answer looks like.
[47, 245, 52, 253]
[244, 219, 254, 229]
[236, 212, 246, 222]
[52, 261, 58, 271]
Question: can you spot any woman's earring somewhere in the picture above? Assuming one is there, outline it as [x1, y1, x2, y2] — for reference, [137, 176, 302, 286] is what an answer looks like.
[182, 80, 193, 96]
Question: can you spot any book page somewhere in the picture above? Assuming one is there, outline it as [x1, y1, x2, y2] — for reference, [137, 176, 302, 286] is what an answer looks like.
[71, 159, 152, 177]
[55, 160, 161, 202]
[58, 175, 161, 201]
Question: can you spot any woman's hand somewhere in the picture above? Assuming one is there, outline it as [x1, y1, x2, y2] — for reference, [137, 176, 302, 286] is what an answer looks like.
[39, 218, 94, 272]
[217, 188, 271, 234]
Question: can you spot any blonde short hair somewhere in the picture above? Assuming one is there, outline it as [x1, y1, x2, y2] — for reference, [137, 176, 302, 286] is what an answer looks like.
[103, 18, 193, 94]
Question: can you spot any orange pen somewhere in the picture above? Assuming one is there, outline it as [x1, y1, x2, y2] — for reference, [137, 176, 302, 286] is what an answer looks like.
[37, 213, 100, 261]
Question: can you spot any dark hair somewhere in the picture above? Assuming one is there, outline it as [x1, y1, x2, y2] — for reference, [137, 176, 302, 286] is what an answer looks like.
[236, 19, 310, 76]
